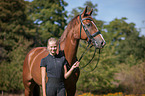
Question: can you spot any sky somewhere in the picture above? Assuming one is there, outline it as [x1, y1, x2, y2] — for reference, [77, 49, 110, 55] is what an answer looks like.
[65, 0, 145, 36]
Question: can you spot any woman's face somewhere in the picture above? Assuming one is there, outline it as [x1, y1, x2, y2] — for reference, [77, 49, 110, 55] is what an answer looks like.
[48, 41, 57, 56]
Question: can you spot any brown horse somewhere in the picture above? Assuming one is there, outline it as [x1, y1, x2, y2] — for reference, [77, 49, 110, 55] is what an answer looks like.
[23, 7, 106, 96]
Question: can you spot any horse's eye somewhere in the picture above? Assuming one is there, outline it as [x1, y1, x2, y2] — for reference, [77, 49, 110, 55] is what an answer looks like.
[86, 23, 91, 27]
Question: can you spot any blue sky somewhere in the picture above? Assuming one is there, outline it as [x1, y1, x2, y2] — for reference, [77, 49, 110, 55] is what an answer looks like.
[65, 0, 145, 36]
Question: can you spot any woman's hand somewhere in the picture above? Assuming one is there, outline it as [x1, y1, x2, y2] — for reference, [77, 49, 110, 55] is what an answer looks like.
[72, 61, 80, 69]
[64, 61, 80, 79]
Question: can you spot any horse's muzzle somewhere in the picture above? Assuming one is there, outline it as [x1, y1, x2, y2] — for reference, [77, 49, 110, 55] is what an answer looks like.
[93, 41, 106, 49]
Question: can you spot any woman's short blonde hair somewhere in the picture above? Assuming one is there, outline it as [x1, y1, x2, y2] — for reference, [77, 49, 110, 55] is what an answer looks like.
[47, 37, 57, 46]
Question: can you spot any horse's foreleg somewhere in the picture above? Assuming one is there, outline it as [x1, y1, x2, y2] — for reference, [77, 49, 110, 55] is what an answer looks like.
[33, 84, 40, 96]
[65, 68, 80, 96]
[24, 81, 33, 96]
[23, 71, 34, 96]
[24, 80, 40, 96]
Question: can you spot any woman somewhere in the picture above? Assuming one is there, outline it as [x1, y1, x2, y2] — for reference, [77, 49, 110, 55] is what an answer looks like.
[40, 37, 79, 96]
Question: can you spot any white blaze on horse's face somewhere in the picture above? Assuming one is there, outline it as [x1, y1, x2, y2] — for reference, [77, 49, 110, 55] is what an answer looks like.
[84, 19, 106, 49]
[91, 21, 106, 48]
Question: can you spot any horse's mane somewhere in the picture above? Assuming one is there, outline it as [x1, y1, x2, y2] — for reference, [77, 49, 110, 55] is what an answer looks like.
[59, 15, 79, 43]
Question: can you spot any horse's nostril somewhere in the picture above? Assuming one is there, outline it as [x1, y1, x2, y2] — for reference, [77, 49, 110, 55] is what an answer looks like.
[101, 42, 103, 45]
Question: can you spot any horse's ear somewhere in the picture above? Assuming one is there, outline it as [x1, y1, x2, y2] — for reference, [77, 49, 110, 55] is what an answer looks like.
[88, 9, 93, 16]
[82, 6, 88, 15]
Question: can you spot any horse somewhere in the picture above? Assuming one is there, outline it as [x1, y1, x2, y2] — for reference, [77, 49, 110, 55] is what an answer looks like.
[23, 6, 106, 96]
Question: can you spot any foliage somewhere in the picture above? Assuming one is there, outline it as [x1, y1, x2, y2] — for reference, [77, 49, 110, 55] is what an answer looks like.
[0, 0, 33, 91]
[0, 39, 32, 91]
[104, 17, 145, 64]
[117, 33, 145, 64]
[28, 0, 68, 45]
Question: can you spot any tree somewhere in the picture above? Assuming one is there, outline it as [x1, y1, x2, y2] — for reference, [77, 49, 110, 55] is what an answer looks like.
[0, 0, 33, 92]
[118, 32, 145, 64]
[104, 17, 145, 64]
[103, 17, 145, 94]
[28, 0, 68, 45]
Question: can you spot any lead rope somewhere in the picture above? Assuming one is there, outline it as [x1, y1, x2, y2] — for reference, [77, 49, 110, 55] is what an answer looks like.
[80, 49, 100, 72]
[90, 49, 100, 71]
[80, 46, 97, 69]
[77, 42, 101, 72]
[78, 43, 91, 62]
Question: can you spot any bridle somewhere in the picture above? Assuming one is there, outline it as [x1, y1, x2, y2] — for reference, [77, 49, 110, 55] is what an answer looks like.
[79, 15, 101, 48]
[78, 15, 102, 71]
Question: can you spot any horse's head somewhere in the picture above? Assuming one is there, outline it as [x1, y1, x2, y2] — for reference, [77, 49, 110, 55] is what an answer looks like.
[79, 7, 106, 49]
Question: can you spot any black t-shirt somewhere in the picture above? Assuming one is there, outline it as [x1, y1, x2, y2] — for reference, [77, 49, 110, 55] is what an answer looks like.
[40, 53, 67, 79]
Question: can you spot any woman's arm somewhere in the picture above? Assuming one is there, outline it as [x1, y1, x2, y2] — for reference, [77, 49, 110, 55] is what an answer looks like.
[41, 67, 46, 96]
[64, 61, 79, 79]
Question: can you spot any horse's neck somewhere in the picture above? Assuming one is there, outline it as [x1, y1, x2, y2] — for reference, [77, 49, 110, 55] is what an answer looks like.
[59, 16, 80, 66]
[60, 31, 79, 66]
